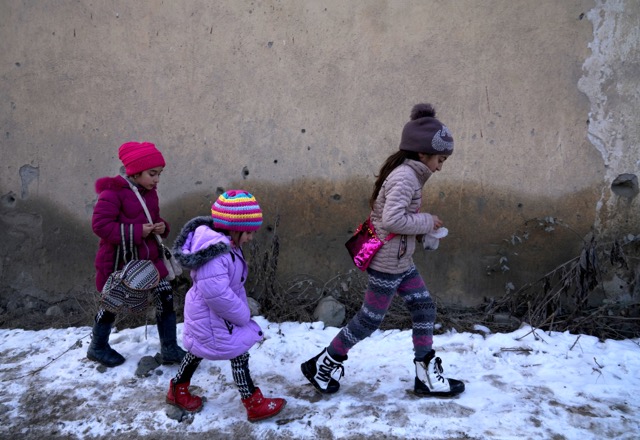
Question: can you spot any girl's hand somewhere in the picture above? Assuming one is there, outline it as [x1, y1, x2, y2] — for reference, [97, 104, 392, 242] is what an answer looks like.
[153, 222, 166, 235]
[142, 223, 154, 238]
[432, 215, 444, 230]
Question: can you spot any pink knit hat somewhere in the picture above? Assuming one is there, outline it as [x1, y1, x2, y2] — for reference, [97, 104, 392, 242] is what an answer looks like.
[211, 190, 263, 232]
[118, 141, 166, 176]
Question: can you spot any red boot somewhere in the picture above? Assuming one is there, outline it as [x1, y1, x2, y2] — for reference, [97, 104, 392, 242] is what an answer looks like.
[166, 379, 203, 412]
[241, 387, 286, 422]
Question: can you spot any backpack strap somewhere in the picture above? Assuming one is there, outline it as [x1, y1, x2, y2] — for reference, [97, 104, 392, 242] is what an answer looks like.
[115, 223, 137, 271]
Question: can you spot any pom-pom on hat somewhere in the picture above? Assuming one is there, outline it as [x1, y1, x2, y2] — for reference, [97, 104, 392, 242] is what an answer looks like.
[211, 190, 263, 232]
[399, 103, 454, 155]
[118, 141, 166, 176]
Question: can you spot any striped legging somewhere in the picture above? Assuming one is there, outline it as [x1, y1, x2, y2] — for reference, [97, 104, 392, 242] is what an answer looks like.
[328, 265, 436, 360]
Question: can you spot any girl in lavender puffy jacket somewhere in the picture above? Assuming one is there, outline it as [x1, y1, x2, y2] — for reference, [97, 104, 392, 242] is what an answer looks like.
[166, 190, 286, 422]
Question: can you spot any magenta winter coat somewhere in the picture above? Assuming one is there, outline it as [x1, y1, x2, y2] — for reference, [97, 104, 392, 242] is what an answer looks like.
[92, 175, 170, 291]
[172, 217, 263, 361]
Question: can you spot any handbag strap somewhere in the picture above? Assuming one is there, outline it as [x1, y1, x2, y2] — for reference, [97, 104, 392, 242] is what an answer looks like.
[128, 180, 165, 248]
[366, 201, 421, 243]
[366, 217, 396, 243]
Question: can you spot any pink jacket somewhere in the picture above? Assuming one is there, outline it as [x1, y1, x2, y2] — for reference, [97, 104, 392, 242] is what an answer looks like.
[368, 159, 437, 274]
[92, 175, 170, 291]
[172, 217, 263, 361]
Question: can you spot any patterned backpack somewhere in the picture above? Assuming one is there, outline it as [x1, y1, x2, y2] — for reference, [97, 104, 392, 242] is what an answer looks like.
[100, 224, 160, 314]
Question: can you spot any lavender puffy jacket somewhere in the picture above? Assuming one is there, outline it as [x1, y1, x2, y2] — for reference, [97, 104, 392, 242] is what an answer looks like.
[172, 217, 263, 361]
[92, 175, 170, 291]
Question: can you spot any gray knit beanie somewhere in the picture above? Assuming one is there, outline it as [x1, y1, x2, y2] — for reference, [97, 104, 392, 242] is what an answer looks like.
[399, 103, 454, 155]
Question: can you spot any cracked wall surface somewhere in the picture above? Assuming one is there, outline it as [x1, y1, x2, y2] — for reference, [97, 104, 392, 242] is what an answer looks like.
[578, 0, 640, 236]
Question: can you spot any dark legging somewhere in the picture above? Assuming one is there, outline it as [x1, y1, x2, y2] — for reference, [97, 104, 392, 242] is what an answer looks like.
[95, 279, 175, 324]
[173, 351, 255, 399]
[328, 265, 436, 360]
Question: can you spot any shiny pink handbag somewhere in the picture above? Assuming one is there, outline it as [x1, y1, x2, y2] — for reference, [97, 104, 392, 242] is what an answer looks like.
[345, 218, 396, 271]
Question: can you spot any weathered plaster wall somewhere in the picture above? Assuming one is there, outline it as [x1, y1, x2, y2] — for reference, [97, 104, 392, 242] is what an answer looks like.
[578, 0, 640, 237]
[0, 0, 637, 328]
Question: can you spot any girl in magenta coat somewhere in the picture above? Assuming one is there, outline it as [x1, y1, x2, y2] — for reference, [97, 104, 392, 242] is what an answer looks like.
[88, 141, 186, 368]
[92, 173, 168, 291]
[166, 190, 286, 422]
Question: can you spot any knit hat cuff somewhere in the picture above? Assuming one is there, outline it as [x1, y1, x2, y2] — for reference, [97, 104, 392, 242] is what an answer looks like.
[123, 153, 165, 175]
[118, 142, 166, 176]
[399, 118, 454, 155]
[211, 190, 263, 232]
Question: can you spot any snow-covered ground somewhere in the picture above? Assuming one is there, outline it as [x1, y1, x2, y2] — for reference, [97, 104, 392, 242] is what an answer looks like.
[1, 317, 639, 439]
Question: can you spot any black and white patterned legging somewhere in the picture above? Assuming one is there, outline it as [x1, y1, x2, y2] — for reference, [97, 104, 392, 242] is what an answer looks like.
[173, 351, 255, 400]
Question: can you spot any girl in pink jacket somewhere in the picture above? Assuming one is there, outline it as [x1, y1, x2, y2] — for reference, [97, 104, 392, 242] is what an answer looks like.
[89, 141, 185, 368]
[301, 103, 465, 398]
[166, 190, 286, 422]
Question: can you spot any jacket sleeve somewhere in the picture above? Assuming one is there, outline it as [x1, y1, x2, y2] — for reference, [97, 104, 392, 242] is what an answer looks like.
[92, 190, 143, 245]
[196, 258, 251, 326]
[380, 170, 435, 235]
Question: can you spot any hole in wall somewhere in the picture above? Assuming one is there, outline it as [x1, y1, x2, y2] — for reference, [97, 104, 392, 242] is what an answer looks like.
[611, 174, 639, 199]
[1, 192, 17, 208]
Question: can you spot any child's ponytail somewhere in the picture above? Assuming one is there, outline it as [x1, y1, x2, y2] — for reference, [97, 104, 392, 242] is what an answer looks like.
[369, 150, 420, 209]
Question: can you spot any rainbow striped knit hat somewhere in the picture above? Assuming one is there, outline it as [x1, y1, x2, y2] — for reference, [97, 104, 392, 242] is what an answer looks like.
[211, 190, 263, 232]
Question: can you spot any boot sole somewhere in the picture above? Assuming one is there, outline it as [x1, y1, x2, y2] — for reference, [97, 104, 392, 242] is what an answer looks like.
[165, 398, 203, 413]
[412, 389, 464, 398]
[87, 353, 125, 368]
[300, 363, 339, 394]
[412, 381, 465, 398]
[247, 400, 286, 422]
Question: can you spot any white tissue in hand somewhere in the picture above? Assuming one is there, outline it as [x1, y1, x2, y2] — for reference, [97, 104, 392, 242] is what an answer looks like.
[423, 227, 448, 251]
[430, 227, 448, 239]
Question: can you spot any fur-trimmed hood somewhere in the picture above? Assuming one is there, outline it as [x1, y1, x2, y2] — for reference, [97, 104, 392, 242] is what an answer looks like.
[172, 216, 231, 270]
[95, 172, 151, 195]
[95, 175, 129, 194]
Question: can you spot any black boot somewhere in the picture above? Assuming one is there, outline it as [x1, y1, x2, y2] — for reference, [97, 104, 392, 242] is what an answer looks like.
[414, 349, 465, 397]
[301, 348, 347, 394]
[157, 312, 187, 364]
[87, 321, 125, 367]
